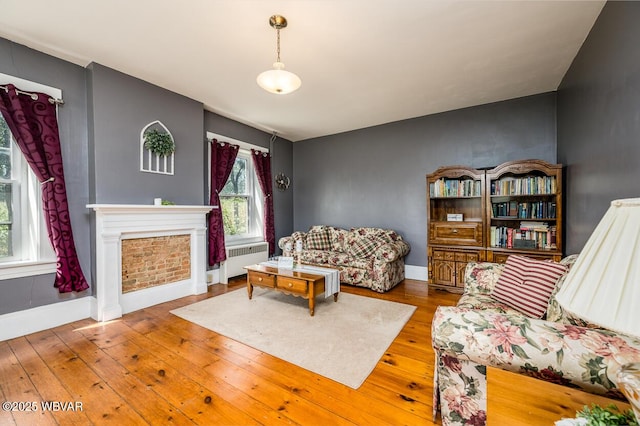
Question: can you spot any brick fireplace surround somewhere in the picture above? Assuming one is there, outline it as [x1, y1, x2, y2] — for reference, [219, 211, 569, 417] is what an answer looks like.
[87, 204, 214, 321]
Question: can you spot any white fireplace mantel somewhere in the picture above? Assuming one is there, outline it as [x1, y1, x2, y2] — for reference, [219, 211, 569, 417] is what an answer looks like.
[87, 204, 215, 322]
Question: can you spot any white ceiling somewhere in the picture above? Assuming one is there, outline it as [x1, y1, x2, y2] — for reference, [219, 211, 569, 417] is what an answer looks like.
[0, 0, 605, 142]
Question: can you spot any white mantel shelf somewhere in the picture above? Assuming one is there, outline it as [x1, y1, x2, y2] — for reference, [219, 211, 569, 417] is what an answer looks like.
[87, 204, 215, 322]
[88, 204, 217, 212]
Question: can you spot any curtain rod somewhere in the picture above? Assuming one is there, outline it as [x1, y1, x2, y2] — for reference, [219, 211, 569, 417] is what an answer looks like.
[0, 84, 64, 105]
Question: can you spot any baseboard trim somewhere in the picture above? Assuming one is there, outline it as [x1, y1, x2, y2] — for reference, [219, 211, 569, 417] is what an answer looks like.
[207, 269, 222, 285]
[0, 297, 92, 342]
[405, 264, 428, 281]
[1, 265, 425, 342]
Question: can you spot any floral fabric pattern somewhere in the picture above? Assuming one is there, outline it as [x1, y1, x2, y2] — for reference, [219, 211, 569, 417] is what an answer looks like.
[431, 255, 640, 426]
[279, 226, 410, 292]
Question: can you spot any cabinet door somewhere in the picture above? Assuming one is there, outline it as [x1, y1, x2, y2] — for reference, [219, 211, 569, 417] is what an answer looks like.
[455, 261, 468, 288]
[433, 260, 455, 287]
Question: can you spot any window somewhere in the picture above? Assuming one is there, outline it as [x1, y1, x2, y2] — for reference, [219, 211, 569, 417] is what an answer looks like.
[208, 133, 266, 245]
[0, 73, 57, 278]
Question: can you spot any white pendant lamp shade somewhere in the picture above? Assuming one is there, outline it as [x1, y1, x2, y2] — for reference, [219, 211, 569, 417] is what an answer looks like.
[257, 15, 301, 95]
[257, 61, 302, 94]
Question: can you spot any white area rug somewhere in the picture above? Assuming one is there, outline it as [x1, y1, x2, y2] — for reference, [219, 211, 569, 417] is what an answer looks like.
[171, 288, 416, 389]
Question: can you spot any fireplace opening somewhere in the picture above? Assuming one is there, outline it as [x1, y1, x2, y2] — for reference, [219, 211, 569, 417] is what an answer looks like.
[121, 235, 191, 293]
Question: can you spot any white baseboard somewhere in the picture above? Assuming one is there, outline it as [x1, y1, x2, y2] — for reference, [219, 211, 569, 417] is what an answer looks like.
[0, 297, 92, 342]
[405, 264, 428, 282]
[0, 265, 422, 342]
[207, 269, 223, 285]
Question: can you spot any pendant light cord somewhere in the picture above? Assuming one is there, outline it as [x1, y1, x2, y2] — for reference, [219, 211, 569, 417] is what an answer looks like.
[276, 27, 281, 62]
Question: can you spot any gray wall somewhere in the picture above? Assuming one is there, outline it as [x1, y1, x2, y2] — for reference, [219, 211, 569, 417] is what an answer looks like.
[557, 1, 640, 254]
[204, 112, 294, 251]
[0, 39, 91, 314]
[88, 63, 205, 205]
[293, 93, 557, 266]
[0, 42, 294, 315]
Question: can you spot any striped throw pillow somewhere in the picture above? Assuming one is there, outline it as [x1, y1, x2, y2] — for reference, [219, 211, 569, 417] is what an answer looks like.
[491, 255, 567, 318]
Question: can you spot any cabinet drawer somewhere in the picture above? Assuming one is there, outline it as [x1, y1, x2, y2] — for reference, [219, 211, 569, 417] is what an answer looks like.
[490, 252, 557, 264]
[433, 250, 456, 260]
[466, 253, 480, 262]
[276, 276, 308, 294]
[248, 271, 275, 288]
[455, 252, 467, 262]
[429, 222, 483, 246]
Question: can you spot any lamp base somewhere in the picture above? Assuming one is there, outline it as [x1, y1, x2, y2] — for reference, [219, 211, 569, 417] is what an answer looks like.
[617, 362, 640, 422]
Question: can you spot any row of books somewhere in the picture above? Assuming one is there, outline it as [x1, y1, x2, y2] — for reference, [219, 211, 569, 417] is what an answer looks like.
[490, 224, 557, 250]
[429, 178, 482, 197]
[492, 201, 557, 219]
[490, 176, 557, 196]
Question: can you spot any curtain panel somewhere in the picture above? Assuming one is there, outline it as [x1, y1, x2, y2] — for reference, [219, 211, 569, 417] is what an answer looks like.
[251, 149, 275, 255]
[0, 84, 89, 293]
[208, 140, 238, 265]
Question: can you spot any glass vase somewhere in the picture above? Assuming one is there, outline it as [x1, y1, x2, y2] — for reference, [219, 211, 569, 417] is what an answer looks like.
[617, 362, 640, 422]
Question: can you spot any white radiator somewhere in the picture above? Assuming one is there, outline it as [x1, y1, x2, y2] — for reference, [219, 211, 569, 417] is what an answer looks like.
[219, 241, 269, 284]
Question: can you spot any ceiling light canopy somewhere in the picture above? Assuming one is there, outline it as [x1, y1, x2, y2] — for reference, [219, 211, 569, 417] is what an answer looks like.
[256, 15, 301, 95]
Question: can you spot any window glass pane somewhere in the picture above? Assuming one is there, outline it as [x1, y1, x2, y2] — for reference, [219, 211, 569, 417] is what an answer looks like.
[0, 182, 13, 257]
[0, 117, 11, 179]
[221, 158, 247, 195]
[221, 196, 248, 236]
[0, 117, 10, 149]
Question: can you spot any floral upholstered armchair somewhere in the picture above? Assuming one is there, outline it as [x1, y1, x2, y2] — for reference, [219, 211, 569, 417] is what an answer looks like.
[431, 257, 640, 426]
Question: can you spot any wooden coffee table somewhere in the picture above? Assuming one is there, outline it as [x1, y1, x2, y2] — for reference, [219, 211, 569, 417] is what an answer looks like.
[244, 264, 339, 316]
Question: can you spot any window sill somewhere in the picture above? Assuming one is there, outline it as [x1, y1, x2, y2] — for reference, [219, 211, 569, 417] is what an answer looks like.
[0, 260, 57, 280]
[225, 236, 265, 247]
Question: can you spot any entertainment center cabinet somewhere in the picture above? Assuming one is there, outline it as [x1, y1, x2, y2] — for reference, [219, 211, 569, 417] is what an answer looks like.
[427, 159, 563, 292]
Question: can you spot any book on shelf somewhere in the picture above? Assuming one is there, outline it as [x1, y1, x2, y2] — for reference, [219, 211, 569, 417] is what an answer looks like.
[429, 178, 481, 197]
[489, 224, 557, 250]
[490, 176, 556, 196]
[491, 201, 557, 219]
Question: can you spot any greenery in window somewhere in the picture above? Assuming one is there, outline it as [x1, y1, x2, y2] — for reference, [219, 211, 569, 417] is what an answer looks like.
[220, 158, 248, 236]
[0, 118, 12, 257]
[143, 128, 175, 156]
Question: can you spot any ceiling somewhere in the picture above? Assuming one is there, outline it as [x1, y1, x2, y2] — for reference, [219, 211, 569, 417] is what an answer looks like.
[0, 1, 605, 142]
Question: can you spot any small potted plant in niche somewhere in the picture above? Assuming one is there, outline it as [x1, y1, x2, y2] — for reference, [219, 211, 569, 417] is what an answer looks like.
[143, 128, 175, 156]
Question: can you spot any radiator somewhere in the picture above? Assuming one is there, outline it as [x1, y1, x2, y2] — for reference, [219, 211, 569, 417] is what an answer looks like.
[219, 241, 269, 284]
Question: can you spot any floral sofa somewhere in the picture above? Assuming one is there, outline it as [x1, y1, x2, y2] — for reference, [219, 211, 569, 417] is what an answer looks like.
[431, 255, 640, 426]
[278, 225, 410, 293]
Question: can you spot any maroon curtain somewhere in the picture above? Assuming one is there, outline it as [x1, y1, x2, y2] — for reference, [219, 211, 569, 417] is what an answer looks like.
[251, 149, 275, 255]
[0, 84, 89, 293]
[208, 140, 238, 265]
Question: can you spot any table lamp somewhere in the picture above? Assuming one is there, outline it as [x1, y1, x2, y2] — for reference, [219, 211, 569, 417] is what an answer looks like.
[555, 198, 640, 420]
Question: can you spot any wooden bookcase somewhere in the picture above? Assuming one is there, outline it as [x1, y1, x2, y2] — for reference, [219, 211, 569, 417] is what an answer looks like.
[427, 166, 486, 292]
[427, 160, 563, 293]
[485, 159, 563, 263]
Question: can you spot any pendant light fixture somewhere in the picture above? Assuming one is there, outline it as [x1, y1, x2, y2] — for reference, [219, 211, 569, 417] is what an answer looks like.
[256, 15, 302, 95]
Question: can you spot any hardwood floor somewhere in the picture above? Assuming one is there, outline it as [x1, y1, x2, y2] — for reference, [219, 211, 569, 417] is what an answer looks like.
[0, 278, 460, 425]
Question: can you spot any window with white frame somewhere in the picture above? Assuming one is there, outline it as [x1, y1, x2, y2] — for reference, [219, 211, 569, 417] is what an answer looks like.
[208, 133, 265, 245]
[0, 73, 57, 278]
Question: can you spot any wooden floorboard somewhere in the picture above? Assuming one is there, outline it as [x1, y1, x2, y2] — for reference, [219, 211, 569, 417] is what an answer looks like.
[0, 278, 460, 425]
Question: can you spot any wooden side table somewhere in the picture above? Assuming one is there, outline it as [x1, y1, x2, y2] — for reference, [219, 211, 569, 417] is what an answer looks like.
[487, 366, 631, 425]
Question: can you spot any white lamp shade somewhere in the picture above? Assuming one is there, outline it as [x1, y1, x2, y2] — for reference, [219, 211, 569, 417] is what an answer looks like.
[257, 62, 301, 94]
[555, 198, 640, 338]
